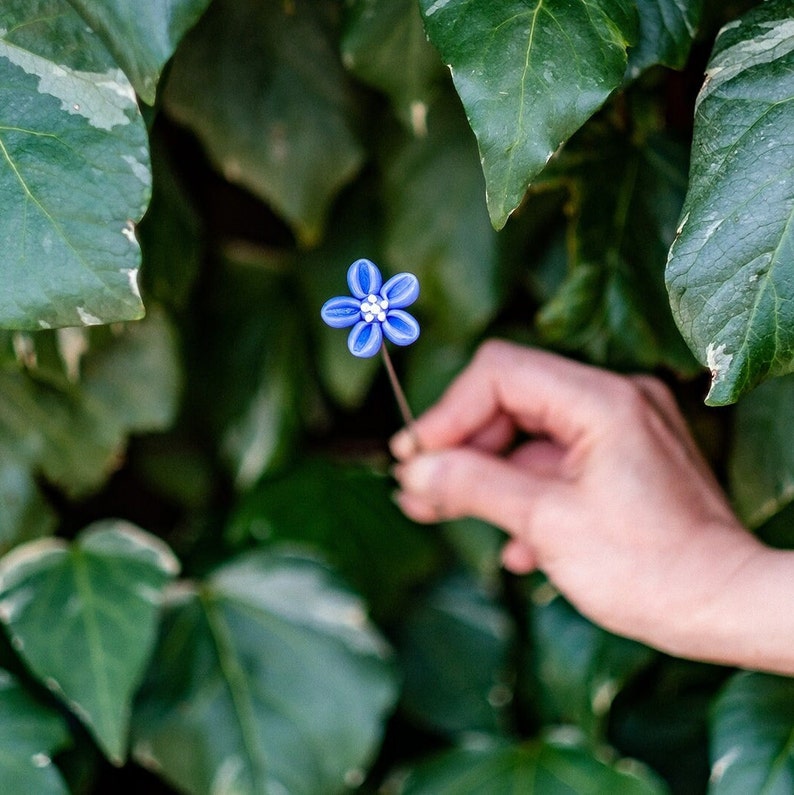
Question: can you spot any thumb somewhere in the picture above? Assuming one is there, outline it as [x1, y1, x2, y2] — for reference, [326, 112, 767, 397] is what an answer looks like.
[394, 448, 560, 538]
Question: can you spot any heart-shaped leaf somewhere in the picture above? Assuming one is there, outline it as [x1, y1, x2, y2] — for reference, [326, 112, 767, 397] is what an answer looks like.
[420, 0, 637, 228]
[666, 1, 794, 405]
[710, 672, 794, 793]
[0, 0, 150, 330]
[65, 0, 213, 104]
[132, 551, 398, 795]
[0, 521, 180, 763]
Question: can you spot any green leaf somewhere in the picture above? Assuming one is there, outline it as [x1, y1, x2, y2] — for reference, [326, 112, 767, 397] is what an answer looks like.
[226, 458, 439, 621]
[528, 584, 655, 741]
[729, 373, 794, 527]
[627, 0, 703, 78]
[398, 574, 514, 736]
[0, 454, 55, 555]
[0, 521, 180, 763]
[536, 134, 698, 373]
[400, 737, 667, 794]
[65, 0, 213, 105]
[164, 0, 364, 245]
[342, 0, 445, 132]
[383, 96, 501, 340]
[0, 0, 150, 330]
[132, 551, 398, 795]
[0, 670, 70, 794]
[419, 0, 637, 229]
[710, 672, 794, 793]
[666, 1, 794, 405]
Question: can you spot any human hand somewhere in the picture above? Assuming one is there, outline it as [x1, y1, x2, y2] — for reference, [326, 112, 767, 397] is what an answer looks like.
[391, 341, 770, 664]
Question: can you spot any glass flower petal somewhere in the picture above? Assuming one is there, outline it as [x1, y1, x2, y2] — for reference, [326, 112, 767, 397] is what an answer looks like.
[382, 310, 420, 347]
[348, 320, 383, 358]
[347, 258, 383, 300]
[381, 273, 419, 309]
[320, 296, 362, 328]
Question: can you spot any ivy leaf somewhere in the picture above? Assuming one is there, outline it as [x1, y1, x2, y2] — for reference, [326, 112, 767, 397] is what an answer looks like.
[419, 0, 637, 229]
[398, 574, 514, 737]
[710, 672, 794, 793]
[729, 373, 794, 528]
[0, 455, 55, 555]
[627, 0, 703, 78]
[0, 0, 150, 330]
[132, 551, 398, 795]
[65, 0, 213, 104]
[341, 0, 445, 132]
[226, 458, 439, 622]
[0, 671, 70, 794]
[164, 0, 364, 245]
[666, 1, 794, 405]
[0, 521, 180, 764]
[400, 737, 666, 794]
[383, 96, 501, 340]
[528, 584, 655, 742]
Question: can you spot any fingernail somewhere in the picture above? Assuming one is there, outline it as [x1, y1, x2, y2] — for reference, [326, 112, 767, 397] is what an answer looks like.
[390, 428, 417, 460]
[398, 453, 441, 494]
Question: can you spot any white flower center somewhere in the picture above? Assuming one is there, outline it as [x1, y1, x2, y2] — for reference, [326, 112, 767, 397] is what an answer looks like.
[360, 294, 389, 323]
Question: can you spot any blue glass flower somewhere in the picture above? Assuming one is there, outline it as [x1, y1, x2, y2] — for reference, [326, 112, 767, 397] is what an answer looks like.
[321, 258, 420, 358]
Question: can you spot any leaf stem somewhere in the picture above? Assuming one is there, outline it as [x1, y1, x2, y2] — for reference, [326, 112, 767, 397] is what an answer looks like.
[380, 345, 420, 449]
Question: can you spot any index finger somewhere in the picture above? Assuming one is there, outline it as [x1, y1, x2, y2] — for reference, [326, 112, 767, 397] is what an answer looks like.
[391, 340, 628, 458]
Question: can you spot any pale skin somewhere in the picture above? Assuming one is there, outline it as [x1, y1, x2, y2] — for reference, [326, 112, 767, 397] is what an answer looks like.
[391, 340, 794, 675]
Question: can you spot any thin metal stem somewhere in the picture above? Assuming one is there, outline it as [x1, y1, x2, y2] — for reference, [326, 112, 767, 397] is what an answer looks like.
[380, 344, 420, 449]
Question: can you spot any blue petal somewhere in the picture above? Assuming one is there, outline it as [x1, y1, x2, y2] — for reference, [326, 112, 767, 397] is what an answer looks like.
[382, 310, 419, 346]
[381, 272, 419, 309]
[347, 258, 382, 299]
[321, 296, 361, 328]
[348, 320, 383, 358]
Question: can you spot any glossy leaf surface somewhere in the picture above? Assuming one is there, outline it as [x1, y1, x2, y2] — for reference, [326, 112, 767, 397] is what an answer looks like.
[65, 0, 213, 104]
[0, 522, 179, 763]
[710, 672, 794, 793]
[133, 551, 398, 795]
[420, 0, 637, 228]
[666, 1, 794, 404]
[627, 0, 702, 77]
[0, 0, 150, 330]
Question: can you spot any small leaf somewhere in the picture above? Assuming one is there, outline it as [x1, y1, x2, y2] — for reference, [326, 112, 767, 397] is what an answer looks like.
[420, 0, 637, 228]
[710, 672, 794, 793]
[0, 521, 180, 763]
[0, 670, 70, 794]
[132, 551, 398, 795]
[627, 0, 703, 78]
[729, 373, 794, 527]
[0, 454, 55, 555]
[0, 0, 150, 330]
[400, 737, 667, 794]
[398, 574, 514, 736]
[226, 458, 439, 621]
[164, 0, 364, 245]
[65, 0, 213, 104]
[666, 1, 794, 405]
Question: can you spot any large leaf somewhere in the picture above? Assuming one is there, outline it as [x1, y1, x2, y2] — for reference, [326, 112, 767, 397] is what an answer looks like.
[710, 672, 794, 793]
[729, 373, 794, 527]
[226, 458, 439, 621]
[0, 521, 180, 763]
[383, 97, 501, 340]
[341, 0, 446, 132]
[627, 0, 703, 78]
[0, 0, 150, 330]
[132, 551, 398, 795]
[398, 574, 514, 736]
[419, 0, 637, 229]
[65, 0, 213, 104]
[666, 1, 794, 405]
[164, 0, 364, 245]
[400, 737, 666, 794]
[528, 585, 655, 741]
[536, 133, 698, 373]
[0, 670, 70, 794]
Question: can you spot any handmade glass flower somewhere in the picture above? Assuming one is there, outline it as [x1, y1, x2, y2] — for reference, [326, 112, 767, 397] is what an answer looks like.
[321, 258, 420, 358]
